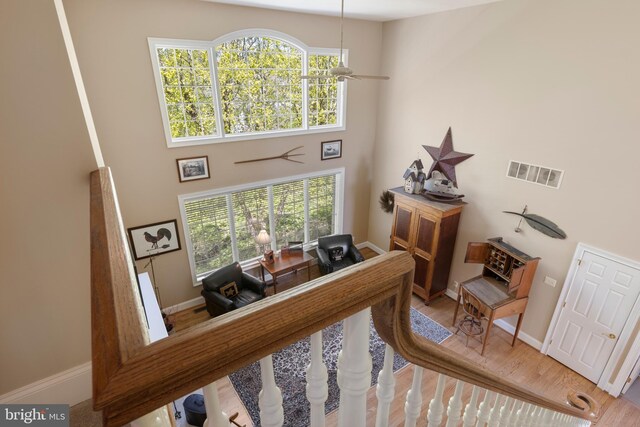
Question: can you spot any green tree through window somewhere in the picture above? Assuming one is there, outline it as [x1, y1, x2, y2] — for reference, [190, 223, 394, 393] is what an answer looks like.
[181, 171, 341, 279]
[150, 31, 344, 146]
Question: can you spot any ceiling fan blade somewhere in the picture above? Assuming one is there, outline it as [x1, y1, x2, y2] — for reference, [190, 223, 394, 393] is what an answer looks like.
[300, 75, 334, 80]
[350, 74, 390, 80]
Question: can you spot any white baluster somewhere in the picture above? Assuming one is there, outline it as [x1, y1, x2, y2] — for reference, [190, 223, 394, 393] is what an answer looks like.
[337, 309, 373, 427]
[462, 386, 481, 427]
[476, 390, 495, 427]
[375, 344, 396, 427]
[541, 408, 553, 426]
[530, 406, 543, 427]
[556, 414, 566, 427]
[487, 394, 503, 426]
[558, 414, 566, 427]
[404, 365, 424, 427]
[512, 402, 528, 426]
[445, 380, 465, 427]
[427, 374, 447, 426]
[202, 381, 230, 427]
[498, 397, 513, 426]
[259, 355, 284, 427]
[306, 331, 328, 427]
[131, 406, 173, 427]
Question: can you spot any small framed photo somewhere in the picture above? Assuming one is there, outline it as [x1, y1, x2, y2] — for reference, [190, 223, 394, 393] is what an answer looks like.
[127, 219, 181, 260]
[321, 139, 342, 160]
[176, 156, 210, 182]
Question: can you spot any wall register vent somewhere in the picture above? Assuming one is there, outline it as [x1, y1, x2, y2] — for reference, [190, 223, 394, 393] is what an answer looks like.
[506, 160, 564, 189]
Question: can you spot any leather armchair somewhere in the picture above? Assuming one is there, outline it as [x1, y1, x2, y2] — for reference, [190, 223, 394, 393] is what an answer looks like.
[316, 234, 365, 275]
[201, 262, 266, 317]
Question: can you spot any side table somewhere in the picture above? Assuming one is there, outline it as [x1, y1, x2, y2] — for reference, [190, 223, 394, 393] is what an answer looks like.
[259, 252, 313, 294]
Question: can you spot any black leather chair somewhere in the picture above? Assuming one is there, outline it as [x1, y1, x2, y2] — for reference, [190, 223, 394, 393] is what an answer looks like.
[316, 234, 365, 275]
[201, 262, 266, 317]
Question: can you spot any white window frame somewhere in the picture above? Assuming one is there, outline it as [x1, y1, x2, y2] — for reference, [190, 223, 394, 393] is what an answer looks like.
[149, 29, 347, 148]
[178, 168, 345, 285]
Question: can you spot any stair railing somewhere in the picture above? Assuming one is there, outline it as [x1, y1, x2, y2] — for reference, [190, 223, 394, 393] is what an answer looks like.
[91, 167, 599, 426]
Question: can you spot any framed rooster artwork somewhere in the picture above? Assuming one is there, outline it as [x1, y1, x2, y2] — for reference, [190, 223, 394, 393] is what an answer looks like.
[127, 219, 181, 260]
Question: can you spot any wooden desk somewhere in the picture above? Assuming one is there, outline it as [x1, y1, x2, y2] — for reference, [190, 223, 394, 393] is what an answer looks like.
[452, 238, 539, 355]
[259, 252, 313, 294]
[453, 276, 528, 355]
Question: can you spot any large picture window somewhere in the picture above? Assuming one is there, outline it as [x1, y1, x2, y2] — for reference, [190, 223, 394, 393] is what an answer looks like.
[149, 30, 346, 147]
[179, 169, 344, 282]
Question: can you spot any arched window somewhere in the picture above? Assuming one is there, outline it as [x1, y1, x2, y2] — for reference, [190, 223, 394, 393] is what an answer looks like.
[149, 30, 344, 147]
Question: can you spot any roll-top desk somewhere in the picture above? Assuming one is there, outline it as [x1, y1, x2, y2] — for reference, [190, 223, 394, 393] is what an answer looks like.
[453, 237, 540, 355]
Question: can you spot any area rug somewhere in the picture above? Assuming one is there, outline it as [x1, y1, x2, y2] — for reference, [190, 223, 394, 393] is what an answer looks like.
[229, 308, 452, 426]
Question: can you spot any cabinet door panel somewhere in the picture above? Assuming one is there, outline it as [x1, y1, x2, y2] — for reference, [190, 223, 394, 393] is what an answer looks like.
[393, 205, 414, 244]
[392, 240, 409, 252]
[509, 265, 525, 291]
[465, 242, 490, 264]
[414, 252, 430, 288]
[415, 213, 437, 254]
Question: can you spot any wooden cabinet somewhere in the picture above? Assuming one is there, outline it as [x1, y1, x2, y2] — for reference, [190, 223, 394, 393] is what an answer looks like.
[389, 187, 464, 304]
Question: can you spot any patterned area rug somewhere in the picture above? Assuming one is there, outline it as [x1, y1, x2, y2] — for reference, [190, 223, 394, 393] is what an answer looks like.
[229, 308, 452, 426]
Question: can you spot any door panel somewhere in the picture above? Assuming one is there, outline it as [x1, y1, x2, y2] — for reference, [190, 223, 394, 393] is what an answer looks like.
[392, 240, 408, 252]
[548, 251, 640, 383]
[414, 253, 429, 289]
[393, 205, 414, 245]
[465, 242, 490, 264]
[415, 214, 436, 254]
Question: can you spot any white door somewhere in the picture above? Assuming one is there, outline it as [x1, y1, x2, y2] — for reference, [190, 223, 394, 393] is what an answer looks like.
[548, 250, 640, 383]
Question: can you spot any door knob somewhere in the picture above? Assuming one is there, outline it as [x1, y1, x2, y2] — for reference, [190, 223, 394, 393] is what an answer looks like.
[603, 333, 616, 340]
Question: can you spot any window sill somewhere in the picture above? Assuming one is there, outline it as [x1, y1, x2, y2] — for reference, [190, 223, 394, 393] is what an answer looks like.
[168, 125, 345, 149]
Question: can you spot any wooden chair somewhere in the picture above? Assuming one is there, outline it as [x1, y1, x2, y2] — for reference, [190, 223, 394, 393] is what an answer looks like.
[455, 290, 484, 347]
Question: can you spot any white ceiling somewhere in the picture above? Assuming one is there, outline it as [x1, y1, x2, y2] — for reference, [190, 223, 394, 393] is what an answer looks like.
[203, 0, 504, 22]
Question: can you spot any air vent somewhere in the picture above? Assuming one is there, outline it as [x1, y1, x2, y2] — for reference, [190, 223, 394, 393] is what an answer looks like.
[506, 160, 564, 189]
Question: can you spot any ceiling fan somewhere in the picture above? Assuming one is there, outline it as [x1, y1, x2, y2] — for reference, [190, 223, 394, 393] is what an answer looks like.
[301, 0, 390, 82]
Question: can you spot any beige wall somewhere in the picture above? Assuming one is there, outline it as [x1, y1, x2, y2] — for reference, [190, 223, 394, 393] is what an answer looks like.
[0, 0, 97, 394]
[369, 0, 640, 343]
[64, 0, 383, 307]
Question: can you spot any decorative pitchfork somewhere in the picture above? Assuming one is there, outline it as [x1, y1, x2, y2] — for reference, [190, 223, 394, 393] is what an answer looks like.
[235, 146, 304, 164]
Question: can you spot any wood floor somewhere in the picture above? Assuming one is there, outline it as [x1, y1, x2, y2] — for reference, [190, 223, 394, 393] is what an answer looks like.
[171, 248, 640, 426]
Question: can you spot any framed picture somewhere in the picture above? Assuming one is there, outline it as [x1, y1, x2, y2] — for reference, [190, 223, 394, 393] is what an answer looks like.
[176, 156, 210, 182]
[321, 139, 342, 160]
[127, 219, 181, 260]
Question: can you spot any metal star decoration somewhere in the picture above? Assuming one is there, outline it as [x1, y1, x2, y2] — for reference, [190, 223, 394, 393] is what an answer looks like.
[422, 127, 474, 186]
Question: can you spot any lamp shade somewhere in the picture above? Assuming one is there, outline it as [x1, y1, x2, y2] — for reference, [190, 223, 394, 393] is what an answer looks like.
[255, 229, 272, 245]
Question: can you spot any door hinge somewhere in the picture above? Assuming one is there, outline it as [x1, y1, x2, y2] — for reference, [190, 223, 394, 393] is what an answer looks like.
[549, 339, 553, 345]
[562, 301, 566, 308]
[577, 259, 582, 266]
[627, 377, 633, 383]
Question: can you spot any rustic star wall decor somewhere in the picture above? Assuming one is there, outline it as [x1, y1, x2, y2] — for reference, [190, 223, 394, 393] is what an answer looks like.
[422, 127, 474, 186]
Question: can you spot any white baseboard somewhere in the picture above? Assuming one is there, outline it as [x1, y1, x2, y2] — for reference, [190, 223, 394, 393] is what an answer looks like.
[164, 295, 205, 314]
[445, 289, 543, 351]
[0, 362, 92, 406]
[358, 241, 386, 255]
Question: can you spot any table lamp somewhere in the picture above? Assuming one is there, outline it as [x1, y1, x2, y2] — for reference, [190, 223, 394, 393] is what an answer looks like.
[255, 229, 272, 261]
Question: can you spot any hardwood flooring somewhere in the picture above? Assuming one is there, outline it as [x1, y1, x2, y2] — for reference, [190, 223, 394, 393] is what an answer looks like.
[172, 248, 639, 426]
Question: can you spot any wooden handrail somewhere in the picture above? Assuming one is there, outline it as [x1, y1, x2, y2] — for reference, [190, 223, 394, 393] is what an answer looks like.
[371, 271, 600, 422]
[91, 167, 599, 426]
[90, 168, 149, 403]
